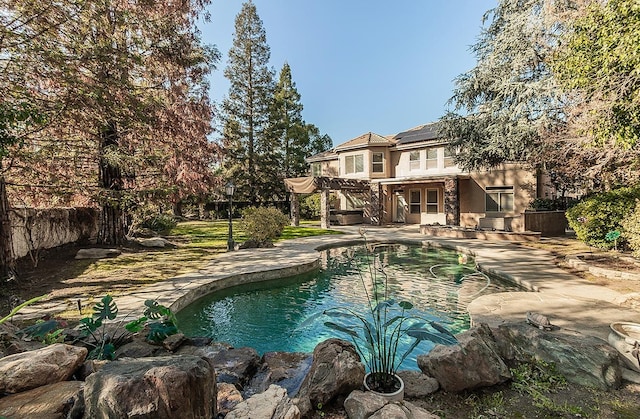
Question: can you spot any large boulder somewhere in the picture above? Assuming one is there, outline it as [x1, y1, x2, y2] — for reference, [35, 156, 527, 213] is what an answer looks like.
[295, 339, 365, 417]
[210, 346, 261, 387]
[226, 384, 300, 419]
[83, 355, 217, 419]
[491, 322, 621, 390]
[0, 343, 87, 394]
[417, 324, 511, 392]
[0, 381, 84, 419]
[344, 390, 439, 419]
[244, 351, 313, 398]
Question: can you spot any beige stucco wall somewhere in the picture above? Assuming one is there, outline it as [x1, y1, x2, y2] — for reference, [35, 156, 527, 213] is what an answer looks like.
[459, 164, 537, 231]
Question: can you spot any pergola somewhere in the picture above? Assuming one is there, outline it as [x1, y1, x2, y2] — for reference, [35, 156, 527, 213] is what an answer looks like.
[284, 176, 379, 228]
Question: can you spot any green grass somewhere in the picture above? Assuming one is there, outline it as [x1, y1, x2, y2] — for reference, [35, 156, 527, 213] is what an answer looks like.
[167, 220, 342, 249]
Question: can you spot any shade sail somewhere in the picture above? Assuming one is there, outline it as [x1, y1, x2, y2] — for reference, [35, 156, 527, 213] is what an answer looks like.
[284, 177, 318, 194]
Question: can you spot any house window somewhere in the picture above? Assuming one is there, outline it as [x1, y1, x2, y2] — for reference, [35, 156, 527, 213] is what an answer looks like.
[311, 162, 322, 177]
[426, 148, 438, 169]
[345, 154, 364, 174]
[372, 152, 384, 173]
[444, 148, 456, 167]
[409, 190, 421, 214]
[485, 186, 514, 212]
[426, 189, 439, 214]
[409, 151, 420, 171]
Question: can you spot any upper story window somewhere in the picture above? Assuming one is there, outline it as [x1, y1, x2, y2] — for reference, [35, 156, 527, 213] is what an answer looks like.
[372, 152, 384, 173]
[310, 162, 322, 177]
[345, 154, 364, 174]
[426, 148, 438, 169]
[409, 151, 420, 171]
[485, 186, 514, 212]
[444, 148, 456, 168]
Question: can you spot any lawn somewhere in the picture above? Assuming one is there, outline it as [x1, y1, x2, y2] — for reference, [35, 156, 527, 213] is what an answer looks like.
[6, 220, 343, 318]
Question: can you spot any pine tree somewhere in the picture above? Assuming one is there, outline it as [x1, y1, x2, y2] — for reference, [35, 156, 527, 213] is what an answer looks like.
[221, 1, 275, 205]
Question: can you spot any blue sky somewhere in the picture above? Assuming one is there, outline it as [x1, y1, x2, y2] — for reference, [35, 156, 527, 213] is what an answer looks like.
[200, 1, 496, 146]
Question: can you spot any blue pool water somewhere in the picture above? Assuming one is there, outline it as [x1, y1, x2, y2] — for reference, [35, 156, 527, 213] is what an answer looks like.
[176, 243, 521, 370]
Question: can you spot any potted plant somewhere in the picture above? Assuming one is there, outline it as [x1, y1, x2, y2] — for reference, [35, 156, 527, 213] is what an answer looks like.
[303, 232, 458, 400]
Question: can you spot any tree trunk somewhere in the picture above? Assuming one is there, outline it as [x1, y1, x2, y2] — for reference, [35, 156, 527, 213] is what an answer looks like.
[0, 176, 15, 279]
[97, 123, 126, 245]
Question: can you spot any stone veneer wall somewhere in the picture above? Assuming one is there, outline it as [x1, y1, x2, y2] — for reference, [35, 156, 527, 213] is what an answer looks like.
[10, 207, 99, 259]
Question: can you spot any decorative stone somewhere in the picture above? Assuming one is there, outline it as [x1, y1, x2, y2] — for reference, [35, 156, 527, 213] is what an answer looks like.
[136, 237, 168, 248]
[492, 322, 622, 390]
[162, 333, 187, 352]
[114, 339, 162, 359]
[217, 383, 244, 417]
[226, 384, 300, 419]
[244, 351, 313, 398]
[396, 370, 439, 398]
[0, 381, 84, 419]
[75, 248, 121, 259]
[211, 346, 261, 387]
[417, 324, 511, 392]
[77, 359, 110, 381]
[295, 339, 365, 417]
[83, 355, 217, 419]
[344, 390, 439, 419]
[0, 343, 87, 394]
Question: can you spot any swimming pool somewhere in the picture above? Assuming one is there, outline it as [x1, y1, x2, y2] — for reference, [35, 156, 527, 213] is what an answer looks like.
[176, 243, 522, 370]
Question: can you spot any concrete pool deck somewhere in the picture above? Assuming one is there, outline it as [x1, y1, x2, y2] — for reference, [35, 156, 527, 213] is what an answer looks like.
[13, 224, 640, 344]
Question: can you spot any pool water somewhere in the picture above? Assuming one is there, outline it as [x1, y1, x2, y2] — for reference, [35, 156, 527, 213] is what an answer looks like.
[176, 243, 521, 370]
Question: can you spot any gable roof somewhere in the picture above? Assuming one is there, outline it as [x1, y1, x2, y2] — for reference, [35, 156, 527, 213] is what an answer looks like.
[306, 149, 338, 163]
[334, 132, 396, 152]
[393, 122, 444, 145]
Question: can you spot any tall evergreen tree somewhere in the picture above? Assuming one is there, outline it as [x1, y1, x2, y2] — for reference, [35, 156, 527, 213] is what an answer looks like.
[221, 1, 275, 205]
[439, 0, 568, 171]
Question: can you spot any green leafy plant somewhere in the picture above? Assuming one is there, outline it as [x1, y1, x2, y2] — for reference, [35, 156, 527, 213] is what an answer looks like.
[605, 230, 621, 251]
[240, 206, 289, 246]
[78, 295, 180, 360]
[18, 319, 67, 344]
[566, 186, 640, 248]
[0, 294, 48, 325]
[302, 232, 458, 394]
[621, 200, 640, 257]
[125, 299, 179, 343]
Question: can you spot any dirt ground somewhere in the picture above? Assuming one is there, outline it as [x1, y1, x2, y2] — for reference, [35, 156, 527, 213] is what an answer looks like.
[3, 237, 640, 418]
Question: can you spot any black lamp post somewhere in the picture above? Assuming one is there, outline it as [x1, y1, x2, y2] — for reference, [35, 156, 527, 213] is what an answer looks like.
[225, 181, 236, 251]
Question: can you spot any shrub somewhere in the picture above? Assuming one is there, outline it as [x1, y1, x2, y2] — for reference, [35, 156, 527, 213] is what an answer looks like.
[300, 194, 321, 219]
[566, 186, 640, 248]
[622, 200, 640, 256]
[240, 206, 289, 244]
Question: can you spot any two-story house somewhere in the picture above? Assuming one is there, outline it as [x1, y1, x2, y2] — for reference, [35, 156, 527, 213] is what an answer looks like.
[286, 122, 551, 232]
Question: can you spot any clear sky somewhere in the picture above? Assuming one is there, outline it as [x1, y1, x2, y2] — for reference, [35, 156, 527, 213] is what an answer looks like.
[200, 1, 496, 146]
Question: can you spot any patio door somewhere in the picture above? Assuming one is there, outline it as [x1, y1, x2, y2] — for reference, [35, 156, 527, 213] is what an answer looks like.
[394, 193, 407, 223]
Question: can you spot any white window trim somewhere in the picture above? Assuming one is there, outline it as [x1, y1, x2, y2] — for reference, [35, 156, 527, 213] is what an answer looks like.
[485, 186, 514, 212]
[409, 151, 420, 171]
[344, 154, 364, 175]
[426, 188, 439, 214]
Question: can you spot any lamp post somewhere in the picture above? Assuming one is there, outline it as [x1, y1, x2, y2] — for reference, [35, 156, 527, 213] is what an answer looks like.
[225, 181, 236, 251]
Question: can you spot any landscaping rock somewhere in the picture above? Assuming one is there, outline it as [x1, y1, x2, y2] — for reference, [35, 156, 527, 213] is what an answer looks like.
[0, 381, 84, 419]
[344, 390, 439, 419]
[217, 383, 244, 417]
[83, 355, 217, 419]
[295, 339, 365, 417]
[492, 321, 622, 390]
[136, 237, 168, 248]
[417, 324, 510, 392]
[226, 384, 300, 419]
[114, 339, 163, 359]
[397, 370, 439, 398]
[211, 346, 261, 388]
[0, 343, 87, 393]
[75, 248, 121, 259]
[77, 359, 109, 380]
[163, 332, 187, 352]
[244, 351, 313, 397]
